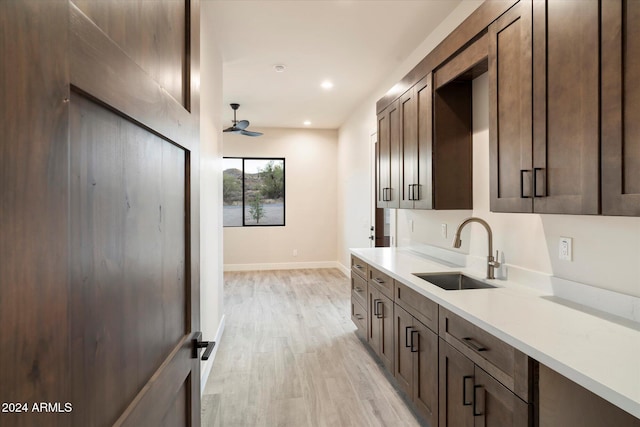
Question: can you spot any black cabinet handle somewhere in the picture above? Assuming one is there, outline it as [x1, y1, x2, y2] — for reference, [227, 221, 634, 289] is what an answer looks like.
[462, 375, 473, 406]
[463, 337, 487, 352]
[373, 278, 385, 284]
[473, 385, 484, 417]
[373, 298, 380, 316]
[534, 167, 546, 197]
[354, 286, 363, 292]
[192, 332, 216, 361]
[405, 326, 412, 348]
[520, 170, 532, 198]
[376, 299, 384, 319]
[410, 330, 418, 352]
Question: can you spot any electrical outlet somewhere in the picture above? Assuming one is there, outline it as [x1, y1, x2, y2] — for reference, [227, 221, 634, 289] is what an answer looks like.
[559, 237, 572, 261]
[441, 223, 447, 239]
[293, 249, 298, 257]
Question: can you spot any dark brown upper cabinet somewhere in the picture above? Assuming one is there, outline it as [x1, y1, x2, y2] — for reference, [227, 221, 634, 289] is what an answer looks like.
[377, 100, 400, 208]
[489, 0, 533, 213]
[490, 0, 600, 215]
[533, 0, 600, 214]
[601, 0, 640, 216]
[399, 75, 436, 209]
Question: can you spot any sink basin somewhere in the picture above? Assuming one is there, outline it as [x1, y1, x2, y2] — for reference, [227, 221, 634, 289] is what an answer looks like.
[413, 272, 496, 291]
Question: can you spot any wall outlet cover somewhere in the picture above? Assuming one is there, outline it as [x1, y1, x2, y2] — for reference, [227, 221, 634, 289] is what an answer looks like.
[441, 223, 447, 239]
[559, 237, 572, 261]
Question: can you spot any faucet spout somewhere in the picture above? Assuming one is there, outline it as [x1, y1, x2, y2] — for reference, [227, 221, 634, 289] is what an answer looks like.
[452, 217, 500, 279]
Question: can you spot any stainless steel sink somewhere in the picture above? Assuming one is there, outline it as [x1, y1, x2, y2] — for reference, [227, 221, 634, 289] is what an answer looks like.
[413, 272, 496, 291]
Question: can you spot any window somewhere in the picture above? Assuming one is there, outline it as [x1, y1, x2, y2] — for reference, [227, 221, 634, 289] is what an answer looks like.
[223, 157, 285, 227]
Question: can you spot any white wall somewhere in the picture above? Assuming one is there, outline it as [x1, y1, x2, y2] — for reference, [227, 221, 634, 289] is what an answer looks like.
[337, 0, 484, 270]
[200, 2, 225, 387]
[223, 128, 338, 270]
[398, 75, 640, 298]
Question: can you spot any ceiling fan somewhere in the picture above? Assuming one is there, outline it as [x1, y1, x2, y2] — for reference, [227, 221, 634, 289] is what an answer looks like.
[223, 103, 263, 137]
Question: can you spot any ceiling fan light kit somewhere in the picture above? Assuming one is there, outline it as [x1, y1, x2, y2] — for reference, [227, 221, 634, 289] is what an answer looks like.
[223, 103, 263, 137]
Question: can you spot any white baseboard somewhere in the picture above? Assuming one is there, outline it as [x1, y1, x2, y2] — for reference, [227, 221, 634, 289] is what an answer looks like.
[224, 261, 340, 272]
[336, 262, 350, 277]
[200, 314, 225, 395]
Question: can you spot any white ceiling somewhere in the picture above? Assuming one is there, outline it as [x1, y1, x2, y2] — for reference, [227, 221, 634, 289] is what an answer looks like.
[208, 0, 463, 130]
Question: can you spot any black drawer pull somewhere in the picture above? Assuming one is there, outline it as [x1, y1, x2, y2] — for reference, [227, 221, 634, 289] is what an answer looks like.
[405, 326, 412, 348]
[375, 300, 383, 318]
[354, 286, 363, 292]
[462, 375, 473, 406]
[355, 314, 364, 320]
[373, 298, 380, 316]
[373, 278, 385, 284]
[473, 385, 484, 417]
[534, 167, 546, 197]
[463, 337, 487, 352]
[520, 169, 532, 198]
[410, 330, 418, 353]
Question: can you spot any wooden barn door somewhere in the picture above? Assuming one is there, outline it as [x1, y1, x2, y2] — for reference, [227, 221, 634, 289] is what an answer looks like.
[1, 1, 201, 426]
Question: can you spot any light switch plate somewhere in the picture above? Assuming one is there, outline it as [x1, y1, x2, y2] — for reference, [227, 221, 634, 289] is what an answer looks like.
[559, 237, 572, 261]
[441, 223, 447, 239]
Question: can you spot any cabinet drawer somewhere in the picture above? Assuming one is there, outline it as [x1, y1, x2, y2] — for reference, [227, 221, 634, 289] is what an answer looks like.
[351, 300, 367, 337]
[440, 308, 534, 403]
[394, 281, 438, 333]
[351, 255, 368, 280]
[351, 272, 367, 308]
[368, 266, 394, 298]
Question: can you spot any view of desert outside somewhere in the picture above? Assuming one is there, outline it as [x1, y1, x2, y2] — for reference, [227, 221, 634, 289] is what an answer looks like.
[223, 158, 285, 226]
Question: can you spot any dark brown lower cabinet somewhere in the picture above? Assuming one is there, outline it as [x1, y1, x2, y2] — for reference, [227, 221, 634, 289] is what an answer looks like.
[368, 285, 394, 372]
[439, 340, 529, 427]
[539, 364, 640, 427]
[394, 305, 438, 426]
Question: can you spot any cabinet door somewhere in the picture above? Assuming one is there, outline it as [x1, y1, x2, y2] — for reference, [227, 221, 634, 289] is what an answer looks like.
[413, 320, 438, 427]
[474, 367, 529, 427]
[368, 287, 380, 351]
[389, 100, 401, 209]
[377, 108, 390, 208]
[415, 74, 434, 210]
[400, 88, 418, 209]
[378, 293, 395, 372]
[532, 0, 599, 214]
[602, 0, 640, 215]
[489, 0, 533, 213]
[394, 305, 414, 398]
[439, 340, 474, 427]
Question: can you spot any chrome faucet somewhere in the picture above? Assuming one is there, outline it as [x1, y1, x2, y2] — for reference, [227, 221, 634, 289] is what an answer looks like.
[452, 217, 501, 280]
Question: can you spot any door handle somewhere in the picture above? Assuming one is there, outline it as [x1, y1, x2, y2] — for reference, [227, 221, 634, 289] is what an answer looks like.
[473, 385, 484, 417]
[534, 167, 546, 197]
[410, 330, 418, 352]
[462, 375, 473, 406]
[375, 300, 383, 318]
[520, 170, 532, 198]
[192, 332, 216, 361]
[373, 298, 380, 316]
[405, 326, 412, 348]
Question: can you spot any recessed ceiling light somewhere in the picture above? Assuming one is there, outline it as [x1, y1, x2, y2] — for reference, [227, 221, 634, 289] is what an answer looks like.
[303, 120, 312, 126]
[274, 64, 286, 73]
[321, 80, 334, 90]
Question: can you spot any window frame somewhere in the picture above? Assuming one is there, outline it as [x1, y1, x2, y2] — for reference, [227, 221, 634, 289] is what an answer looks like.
[223, 156, 286, 227]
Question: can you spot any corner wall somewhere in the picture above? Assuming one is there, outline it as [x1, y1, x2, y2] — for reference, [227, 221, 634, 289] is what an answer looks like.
[223, 128, 338, 270]
[200, 2, 225, 388]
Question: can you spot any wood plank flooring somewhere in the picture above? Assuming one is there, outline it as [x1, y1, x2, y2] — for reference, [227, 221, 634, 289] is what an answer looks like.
[201, 269, 422, 427]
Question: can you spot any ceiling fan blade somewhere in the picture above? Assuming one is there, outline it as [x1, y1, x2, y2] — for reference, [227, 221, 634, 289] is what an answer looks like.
[240, 130, 263, 137]
[235, 120, 250, 130]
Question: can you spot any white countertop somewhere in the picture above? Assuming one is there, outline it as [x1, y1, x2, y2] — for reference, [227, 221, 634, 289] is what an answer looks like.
[351, 247, 640, 419]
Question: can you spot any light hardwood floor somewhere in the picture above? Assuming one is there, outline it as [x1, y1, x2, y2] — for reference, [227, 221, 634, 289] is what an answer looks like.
[201, 269, 422, 427]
